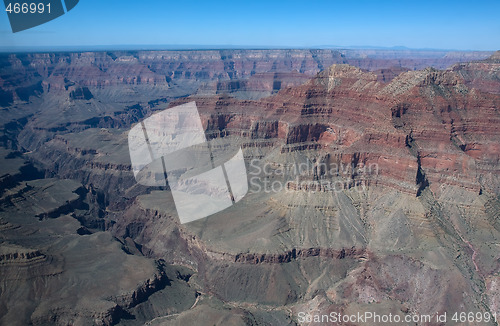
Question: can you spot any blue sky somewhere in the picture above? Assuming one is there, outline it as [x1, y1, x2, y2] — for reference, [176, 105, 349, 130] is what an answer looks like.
[1, 0, 499, 50]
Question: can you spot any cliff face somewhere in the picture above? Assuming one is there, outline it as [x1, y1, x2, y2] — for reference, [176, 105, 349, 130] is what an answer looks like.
[0, 149, 196, 326]
[450, 50, 500, 95]
[168, 62, 499, 197]
[0, 49, 491, 107]
[0, 50, 345, 106]
[0, 49, 499, 325]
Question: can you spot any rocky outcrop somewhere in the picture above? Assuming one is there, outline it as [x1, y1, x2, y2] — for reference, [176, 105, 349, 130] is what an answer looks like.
[232, 246, 364, 264]
[451, 51, 500, 94]
[173, 61, 499, 197]
[0, 49, 490, 108]
[0, 245, 46, 265]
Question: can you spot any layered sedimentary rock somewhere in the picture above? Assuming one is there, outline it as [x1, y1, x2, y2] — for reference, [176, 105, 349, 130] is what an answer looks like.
[0, 148, 197, 325]
[451, 50, 500, 94]
[0, 49, 499, 325]
[168, 59, 499, 198]
[0, 49, 491, 107]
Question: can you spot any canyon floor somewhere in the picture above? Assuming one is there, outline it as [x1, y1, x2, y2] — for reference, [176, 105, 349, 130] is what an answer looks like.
[0, 49, 499, 325]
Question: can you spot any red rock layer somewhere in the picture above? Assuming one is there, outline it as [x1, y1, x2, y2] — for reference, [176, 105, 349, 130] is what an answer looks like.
[172, 54, 500, 196]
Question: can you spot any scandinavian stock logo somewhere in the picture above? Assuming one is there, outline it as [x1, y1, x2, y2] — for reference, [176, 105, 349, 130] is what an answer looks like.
[128, 102, 248, 224]
[4, 0, 79, 33]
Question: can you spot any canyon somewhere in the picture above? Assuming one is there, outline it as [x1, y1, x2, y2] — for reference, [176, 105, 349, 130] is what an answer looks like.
[0, 48, 499, 325]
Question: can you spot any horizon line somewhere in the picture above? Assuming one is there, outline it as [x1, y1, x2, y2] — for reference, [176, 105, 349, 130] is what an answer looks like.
[0, 44, 498, 54]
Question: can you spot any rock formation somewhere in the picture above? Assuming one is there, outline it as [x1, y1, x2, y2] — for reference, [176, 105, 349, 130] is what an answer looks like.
[0, 49, 498, 325]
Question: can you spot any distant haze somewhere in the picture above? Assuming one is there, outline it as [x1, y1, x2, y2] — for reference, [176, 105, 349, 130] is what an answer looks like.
[0, 0, 499, 51]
